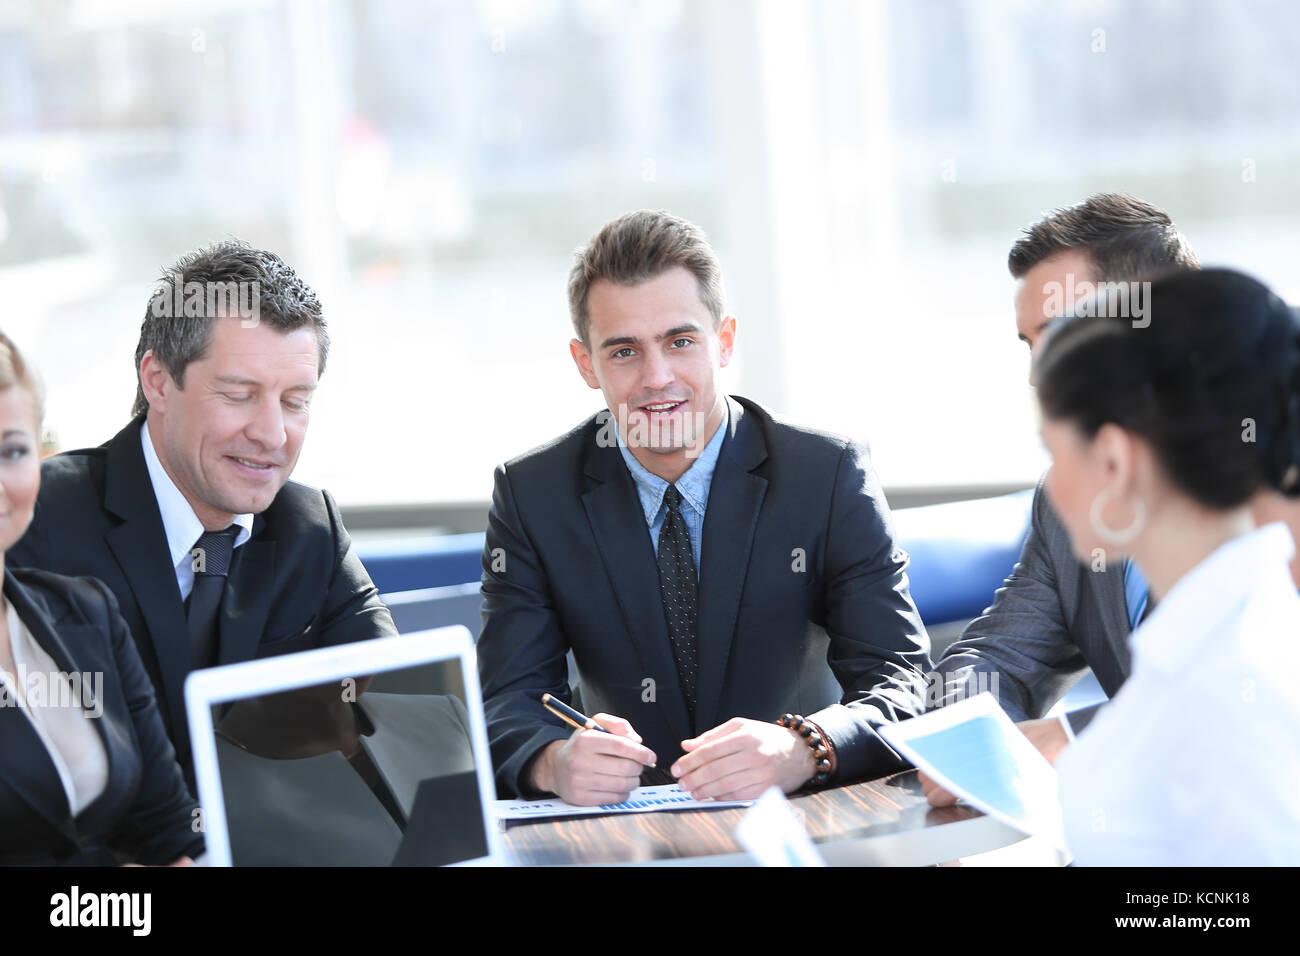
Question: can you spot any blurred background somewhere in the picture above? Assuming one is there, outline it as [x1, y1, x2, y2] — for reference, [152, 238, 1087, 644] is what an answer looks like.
[2, 0, 1298, 531]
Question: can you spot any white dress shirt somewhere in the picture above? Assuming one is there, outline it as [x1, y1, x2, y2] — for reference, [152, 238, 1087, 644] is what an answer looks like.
[1057, 522, 1300, 865]
[140, 421, 253, 600]
[0, 602, 109, 816]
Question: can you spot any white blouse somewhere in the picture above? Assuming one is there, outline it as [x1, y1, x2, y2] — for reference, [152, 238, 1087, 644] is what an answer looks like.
[1056, 522, 1300, 865]
[0, 601, 110, 817]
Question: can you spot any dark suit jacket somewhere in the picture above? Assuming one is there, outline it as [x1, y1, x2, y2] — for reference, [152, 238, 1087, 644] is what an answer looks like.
[8, 418, 398, 783]
[935, 476, 1132, 733]
[0, 567, 202, 865]
[478, 396, 931, 797]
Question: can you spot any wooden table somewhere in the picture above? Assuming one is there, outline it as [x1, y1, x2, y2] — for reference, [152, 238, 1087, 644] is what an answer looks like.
[500, 770, 1029, 866]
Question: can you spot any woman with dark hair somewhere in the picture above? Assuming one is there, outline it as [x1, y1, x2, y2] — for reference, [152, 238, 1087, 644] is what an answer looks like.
[1035, 267, 1300, 865]
[0, 331, 201, 865]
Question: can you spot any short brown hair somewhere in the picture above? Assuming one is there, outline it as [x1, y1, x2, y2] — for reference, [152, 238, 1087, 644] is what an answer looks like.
[1008, 193, 1199, 283]
[567, 210, 725, 344]
[0, 330, 46, 426]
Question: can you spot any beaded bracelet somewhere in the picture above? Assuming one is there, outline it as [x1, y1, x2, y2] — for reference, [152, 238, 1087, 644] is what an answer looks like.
[778, 713, 835, 786]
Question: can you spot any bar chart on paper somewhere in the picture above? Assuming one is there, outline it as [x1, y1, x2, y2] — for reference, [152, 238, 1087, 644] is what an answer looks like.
[493, 785, 754, 821]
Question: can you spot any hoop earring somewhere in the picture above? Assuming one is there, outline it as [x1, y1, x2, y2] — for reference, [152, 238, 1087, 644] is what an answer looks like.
[1090, 487, 1146, 545]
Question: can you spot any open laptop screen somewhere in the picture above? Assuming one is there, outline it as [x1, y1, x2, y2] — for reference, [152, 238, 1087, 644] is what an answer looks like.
[186, 628, 498, 866]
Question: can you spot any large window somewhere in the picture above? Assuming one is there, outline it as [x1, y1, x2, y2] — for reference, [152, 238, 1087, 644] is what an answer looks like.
[3, 0, 1297, 506]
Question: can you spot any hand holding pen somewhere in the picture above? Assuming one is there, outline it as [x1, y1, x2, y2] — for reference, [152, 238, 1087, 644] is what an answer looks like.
[527, 693, 658, 806]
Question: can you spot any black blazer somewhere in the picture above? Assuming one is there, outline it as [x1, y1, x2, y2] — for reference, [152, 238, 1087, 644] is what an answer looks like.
[9, 418, 398, 782]
[0, 567, 202, 865]
[478, 396, 932, 797]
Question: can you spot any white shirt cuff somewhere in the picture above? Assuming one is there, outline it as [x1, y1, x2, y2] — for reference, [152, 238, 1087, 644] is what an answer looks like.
[1057, 711, 1077, 743]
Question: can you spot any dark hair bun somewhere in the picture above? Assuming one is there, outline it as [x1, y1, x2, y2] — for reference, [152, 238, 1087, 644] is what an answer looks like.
[1260, 309, 1300, 496]
[1036, 268, 1300, 508]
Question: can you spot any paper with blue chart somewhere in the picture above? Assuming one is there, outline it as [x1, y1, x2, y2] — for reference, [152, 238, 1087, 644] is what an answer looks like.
[492, 784, 753, 820]
[879, 693, 1069, 852]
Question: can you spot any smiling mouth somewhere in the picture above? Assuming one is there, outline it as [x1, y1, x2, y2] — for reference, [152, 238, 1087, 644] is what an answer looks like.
[639, 401, 685, 414]
[229, 456, 274, 471]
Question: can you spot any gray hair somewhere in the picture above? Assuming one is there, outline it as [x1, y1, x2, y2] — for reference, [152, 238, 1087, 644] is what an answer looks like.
[132, 240, 329, 417]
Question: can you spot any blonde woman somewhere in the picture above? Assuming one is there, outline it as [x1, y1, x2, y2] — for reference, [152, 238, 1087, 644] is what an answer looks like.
[0, 332, 199, 865]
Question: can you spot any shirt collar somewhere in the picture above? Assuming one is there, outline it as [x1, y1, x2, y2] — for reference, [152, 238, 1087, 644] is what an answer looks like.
[139, 420, 253, 571]
[616, 403, 729, 526]
[1133, 521, 1296, 676]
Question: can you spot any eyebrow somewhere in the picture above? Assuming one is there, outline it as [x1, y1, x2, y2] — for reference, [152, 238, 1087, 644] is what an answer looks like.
[599, 323, 704, 351]
[213, 375, 317, 392]
[1, 429, 31, 439]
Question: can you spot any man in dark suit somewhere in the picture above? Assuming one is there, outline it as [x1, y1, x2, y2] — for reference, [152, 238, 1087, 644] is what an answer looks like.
[925, 195, 1199, 799]
[478, 210, 930, 804]
[10, 240, 396, 789]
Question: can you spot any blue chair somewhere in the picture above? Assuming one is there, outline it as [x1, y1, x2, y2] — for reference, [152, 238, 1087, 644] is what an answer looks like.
[891, 490, 1033, 628]
[358, 489, 1035, 638]
[361, 494, 1029, 634]
[358, 532, 486, 596]
[360, 490, 1037, 710]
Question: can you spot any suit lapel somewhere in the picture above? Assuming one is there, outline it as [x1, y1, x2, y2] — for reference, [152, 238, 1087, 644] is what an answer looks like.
[218, 518, 277, 665]
[0, 571, 108, 846]
[1042, 487, 1134, 692]
[101, 419, 191, 740]
[693, 398, 768, 733]
[0, 705, 77, 845]
[580, 414, 691, 744]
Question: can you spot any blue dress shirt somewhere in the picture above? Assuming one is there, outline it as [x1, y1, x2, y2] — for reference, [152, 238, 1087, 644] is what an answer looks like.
[1123, 558, 1150, 631]
[616, 406, 729, 577]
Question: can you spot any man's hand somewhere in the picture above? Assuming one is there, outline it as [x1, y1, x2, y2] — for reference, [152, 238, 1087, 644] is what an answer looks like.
[671, 717, 816, 800]
[918, 769, 960, 807]
[919, 716, 1071, 807]
[529, 713, 657, 806]
[1016, 716, 1070, 763]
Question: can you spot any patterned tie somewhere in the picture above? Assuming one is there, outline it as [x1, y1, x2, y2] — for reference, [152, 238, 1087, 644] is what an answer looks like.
[188, 526, 241, 671]
[656, 486, 699, 722]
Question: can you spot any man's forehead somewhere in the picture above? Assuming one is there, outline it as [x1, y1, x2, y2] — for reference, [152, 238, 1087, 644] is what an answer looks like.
[207, 321, 316, 353]
[200, 323, 319, 378]
[590, 268, 709, 315]
[1016, 251, 1095, 320]
[1021, 250, 1095, 290]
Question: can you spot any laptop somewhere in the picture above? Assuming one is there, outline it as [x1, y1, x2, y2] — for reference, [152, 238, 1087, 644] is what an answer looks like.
[185, 626, 501, 866]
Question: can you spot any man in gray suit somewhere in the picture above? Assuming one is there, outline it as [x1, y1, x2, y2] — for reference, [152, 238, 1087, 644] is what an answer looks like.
[927, 195, 1199, 796]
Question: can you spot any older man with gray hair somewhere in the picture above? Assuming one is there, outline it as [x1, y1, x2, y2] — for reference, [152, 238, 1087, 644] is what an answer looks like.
[11, 240, 395, 790]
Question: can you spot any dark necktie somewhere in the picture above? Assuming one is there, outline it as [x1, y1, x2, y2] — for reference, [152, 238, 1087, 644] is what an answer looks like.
[656, 486, 699, 722]
[187, 526, 240, 671]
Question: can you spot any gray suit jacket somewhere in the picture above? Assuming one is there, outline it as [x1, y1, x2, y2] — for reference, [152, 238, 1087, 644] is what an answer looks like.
[935, 476, 1132, 733]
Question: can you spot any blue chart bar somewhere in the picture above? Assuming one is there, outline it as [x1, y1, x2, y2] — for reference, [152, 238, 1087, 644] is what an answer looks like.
[596, 788, 707, 811]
